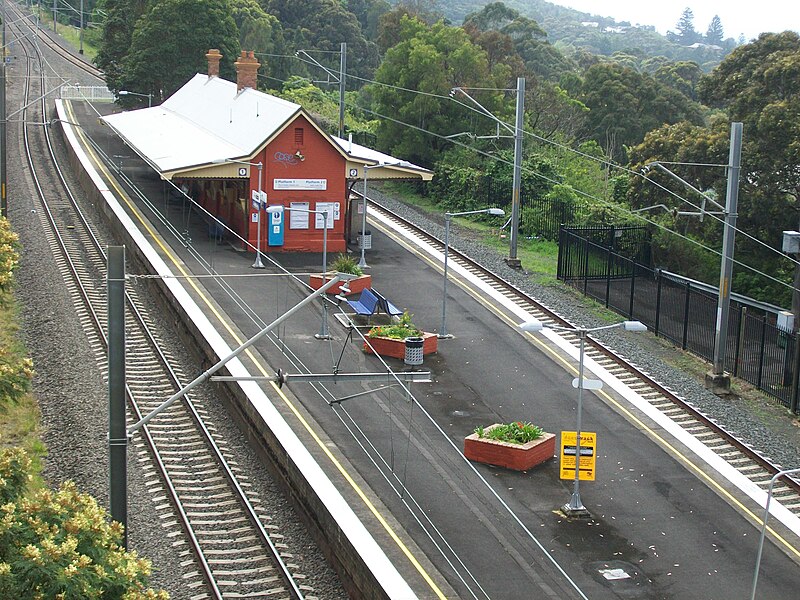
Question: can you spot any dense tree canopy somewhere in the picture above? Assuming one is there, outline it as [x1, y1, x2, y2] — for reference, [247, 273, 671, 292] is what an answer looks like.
[580, 62, 703, 161]
[699, 31, 800, 204]
[115, 0, 240, 101]
[370, 17, 502, 164]
[264, 0, 379, 80]
[94, 0, 148, 89]
[463, 2, 575, 81]
[230, 0, 287, 84]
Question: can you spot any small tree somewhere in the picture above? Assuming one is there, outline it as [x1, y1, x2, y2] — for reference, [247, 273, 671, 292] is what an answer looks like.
[0, 447, 167, 598]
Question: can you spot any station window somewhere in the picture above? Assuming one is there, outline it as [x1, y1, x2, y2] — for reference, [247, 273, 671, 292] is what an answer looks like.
[294, 127, 304, 145]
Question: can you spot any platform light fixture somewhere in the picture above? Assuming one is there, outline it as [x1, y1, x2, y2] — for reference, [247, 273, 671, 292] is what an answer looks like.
[519, 318, 646, 517]
[118, 89, 153, 108]
[439, 207, 504, 339]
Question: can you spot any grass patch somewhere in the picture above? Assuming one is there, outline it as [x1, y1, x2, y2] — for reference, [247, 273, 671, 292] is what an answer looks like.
[33, 9, 99, 61]
[379, 181, 563, 283]
[380, 181, 439, 212]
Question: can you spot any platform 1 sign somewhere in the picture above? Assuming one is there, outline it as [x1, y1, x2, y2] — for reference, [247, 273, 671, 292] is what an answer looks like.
[560, 431, 597, 481]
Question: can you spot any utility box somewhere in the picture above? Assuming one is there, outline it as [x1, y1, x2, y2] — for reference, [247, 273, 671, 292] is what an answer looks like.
[778, 311, 794, 333]
[782, 231, 800, 254]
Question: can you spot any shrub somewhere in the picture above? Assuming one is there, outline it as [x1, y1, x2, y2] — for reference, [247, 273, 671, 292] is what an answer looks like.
[331, 253, 363, 276]
[367, 311, 421, 340]
[0, 447, 168, 598]
[475, 421, 544, 445]
[0, 218, 20, 291]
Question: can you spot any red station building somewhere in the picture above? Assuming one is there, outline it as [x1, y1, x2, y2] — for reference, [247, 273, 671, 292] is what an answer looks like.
[102, 50, 432, 254]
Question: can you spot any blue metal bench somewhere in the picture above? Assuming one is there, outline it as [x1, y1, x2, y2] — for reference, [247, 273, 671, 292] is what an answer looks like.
[345, 288, 380, 316]
[372, 289, 403, 317]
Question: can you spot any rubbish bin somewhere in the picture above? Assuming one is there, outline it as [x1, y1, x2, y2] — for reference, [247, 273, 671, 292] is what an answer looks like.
[404, 336, 424, 366]
[358, 230, 372, 250]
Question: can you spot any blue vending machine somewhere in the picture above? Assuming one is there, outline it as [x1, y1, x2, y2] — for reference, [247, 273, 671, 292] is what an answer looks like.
[267, 204, 285, 246]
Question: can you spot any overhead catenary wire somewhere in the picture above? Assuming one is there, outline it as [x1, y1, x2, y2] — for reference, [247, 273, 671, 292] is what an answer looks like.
[288, 65, 800, 295]
[327, 68, 799, 281]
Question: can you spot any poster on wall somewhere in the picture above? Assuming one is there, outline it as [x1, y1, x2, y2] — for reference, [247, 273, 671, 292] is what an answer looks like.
[315, 202, 338, 229]
[289, 202, 310, 229]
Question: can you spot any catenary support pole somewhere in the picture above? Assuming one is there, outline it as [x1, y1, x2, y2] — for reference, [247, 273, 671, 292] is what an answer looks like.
[359, 165, 369, 268]
[1, 1, 7, 218]
[708, 122, 742, 391]
[338, 42, 346, 139]
[506, 76, 525, 268]
[107, 246, 127, 548]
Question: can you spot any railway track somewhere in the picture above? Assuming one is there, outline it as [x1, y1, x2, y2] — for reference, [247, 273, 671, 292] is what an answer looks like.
[6, 3, 312, 597]
[364, 191, 800, 517]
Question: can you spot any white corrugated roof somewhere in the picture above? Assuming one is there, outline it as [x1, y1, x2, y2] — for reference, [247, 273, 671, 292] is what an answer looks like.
[101, 73, 432, 180]
[101, 74, 301, 174]
[332, 135, 423, 169]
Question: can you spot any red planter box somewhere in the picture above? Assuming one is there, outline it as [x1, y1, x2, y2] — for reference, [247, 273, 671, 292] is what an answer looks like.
[464, 425, 555, 471]
[309, 273, 371, 295]
[363, 332, 438, 359]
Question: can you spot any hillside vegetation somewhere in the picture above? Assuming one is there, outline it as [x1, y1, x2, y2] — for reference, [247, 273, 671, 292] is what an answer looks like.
[89, 0, 800, 306]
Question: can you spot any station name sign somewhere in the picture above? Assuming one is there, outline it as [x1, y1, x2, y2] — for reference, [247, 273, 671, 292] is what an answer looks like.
[273, 178, 327, 191]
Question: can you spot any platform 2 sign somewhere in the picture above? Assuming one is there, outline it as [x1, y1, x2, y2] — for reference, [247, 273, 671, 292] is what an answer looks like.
[560, 431, 597, 481]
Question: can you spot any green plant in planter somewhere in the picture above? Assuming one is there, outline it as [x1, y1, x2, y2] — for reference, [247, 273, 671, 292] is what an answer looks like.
[475, 421, 543, 445]
[331, 253, 363, 276]
[368, 311, 422, 340]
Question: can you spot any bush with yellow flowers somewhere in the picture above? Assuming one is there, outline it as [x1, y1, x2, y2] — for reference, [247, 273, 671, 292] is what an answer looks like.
[0, 446, 168, 598]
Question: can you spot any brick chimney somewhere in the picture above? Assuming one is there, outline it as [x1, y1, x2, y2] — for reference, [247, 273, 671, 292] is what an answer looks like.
[206, 48, 222, 78]
[234, 51, 260, 91]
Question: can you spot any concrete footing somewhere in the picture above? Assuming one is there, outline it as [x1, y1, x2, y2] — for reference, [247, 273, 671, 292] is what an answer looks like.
[704, 371, 731, 395]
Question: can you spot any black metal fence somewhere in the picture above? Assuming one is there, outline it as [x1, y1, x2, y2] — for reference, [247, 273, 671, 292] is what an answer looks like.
[558, 226, 798, 412]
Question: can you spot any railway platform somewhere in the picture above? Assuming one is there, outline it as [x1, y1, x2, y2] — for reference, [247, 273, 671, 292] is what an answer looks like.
[57, 97, 800, 599]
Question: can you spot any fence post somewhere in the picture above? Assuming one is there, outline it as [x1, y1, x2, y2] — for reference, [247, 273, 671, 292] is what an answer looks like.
[582, 237, 590, 296]
[628, 257, 636, 319]
[757, 314, 767, 389]
[655, 269, 662, 336]
[682, 281, 691, 350]
[734, 306, 746, 378]
[605, 246, 613, 308]
[557, 226, 564, 280]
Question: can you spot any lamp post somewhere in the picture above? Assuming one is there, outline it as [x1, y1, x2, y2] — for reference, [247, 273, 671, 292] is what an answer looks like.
[750, 467, 800, 600]
[359, 160, 411, 268]
[439, 207, 504, 339]
[212, 158, 264, 268]
[118, 90, 153, 107]
[268, 205, 331, 339]
[519, 318, 647, 517]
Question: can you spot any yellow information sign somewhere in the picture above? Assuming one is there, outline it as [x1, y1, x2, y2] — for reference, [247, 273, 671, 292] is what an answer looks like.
[560, 431, 597, 481]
